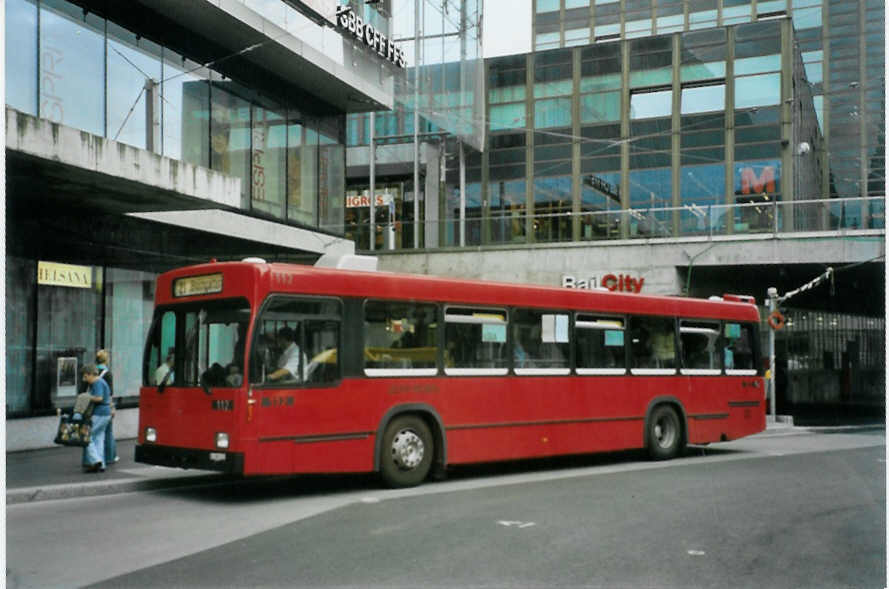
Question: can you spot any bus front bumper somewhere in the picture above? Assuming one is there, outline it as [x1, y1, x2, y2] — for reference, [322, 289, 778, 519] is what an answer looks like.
[135, 444, 244, 474]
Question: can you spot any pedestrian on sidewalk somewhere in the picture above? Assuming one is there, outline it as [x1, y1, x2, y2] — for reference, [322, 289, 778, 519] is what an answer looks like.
[81, 364, 112, 473]
[96, 349, 119, 465]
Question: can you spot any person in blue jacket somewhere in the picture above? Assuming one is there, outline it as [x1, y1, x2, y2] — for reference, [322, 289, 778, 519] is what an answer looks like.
[95, 349, 119, 464]
[81, 364, 112, 473]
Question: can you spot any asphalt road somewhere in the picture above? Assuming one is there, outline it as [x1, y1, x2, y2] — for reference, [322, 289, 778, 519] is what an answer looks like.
[7, 430, 886, 589]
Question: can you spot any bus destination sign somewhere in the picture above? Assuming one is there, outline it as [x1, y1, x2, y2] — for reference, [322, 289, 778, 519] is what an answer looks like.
[173, 273, 223, 298]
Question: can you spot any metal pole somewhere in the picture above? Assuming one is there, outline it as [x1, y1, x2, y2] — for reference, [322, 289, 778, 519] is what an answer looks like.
[369, 111, 376, 252]
[413, 0, 421, 249]
[767, 287, 778, 421]
[459, 140, 466, 247]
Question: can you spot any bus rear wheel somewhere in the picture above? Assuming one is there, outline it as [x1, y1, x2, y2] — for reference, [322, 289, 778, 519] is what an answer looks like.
[380, 415, 433, 488]
[647, 405, 683, 460]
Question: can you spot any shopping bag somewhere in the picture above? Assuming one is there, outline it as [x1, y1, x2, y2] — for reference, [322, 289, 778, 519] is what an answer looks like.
[53, 415, 91, 447]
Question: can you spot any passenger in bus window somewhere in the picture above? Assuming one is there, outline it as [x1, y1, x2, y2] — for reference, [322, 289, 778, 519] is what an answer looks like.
[268, 327, 305, 382]
[514, 340, 528, 368]
[155, 351, 175, 385]
[226, 363, 243, 386]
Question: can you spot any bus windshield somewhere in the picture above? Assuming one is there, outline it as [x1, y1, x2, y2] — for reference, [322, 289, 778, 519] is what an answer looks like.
[144, 298, 251, 388]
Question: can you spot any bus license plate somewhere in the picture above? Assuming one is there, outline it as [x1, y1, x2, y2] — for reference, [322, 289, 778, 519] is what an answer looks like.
[209, 452, 226, 462]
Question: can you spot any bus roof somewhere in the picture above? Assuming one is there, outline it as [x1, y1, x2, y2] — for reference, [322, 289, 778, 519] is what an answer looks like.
[157, 261, 760, 322]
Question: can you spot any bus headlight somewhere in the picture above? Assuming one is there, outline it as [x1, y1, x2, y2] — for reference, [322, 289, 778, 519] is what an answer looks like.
[145, 427, 157, 443]
[215, 432, 230, 449]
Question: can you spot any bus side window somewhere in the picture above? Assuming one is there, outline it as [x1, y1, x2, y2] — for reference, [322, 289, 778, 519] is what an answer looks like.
[575, 315, 626, 374]
[512, 309, 570, 373]
[723, 322, 757, 373]
[250, 297, 341, 386]
[679, 320, 720, 372]
[304, 321, 340, 384]
[443, 307, 508, 372]
[629, 316, 677, 372]
[364, 301, 437, 373]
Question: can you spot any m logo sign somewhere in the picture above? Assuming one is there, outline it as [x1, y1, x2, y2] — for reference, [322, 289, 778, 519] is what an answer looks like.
[735, 161, 781, 195]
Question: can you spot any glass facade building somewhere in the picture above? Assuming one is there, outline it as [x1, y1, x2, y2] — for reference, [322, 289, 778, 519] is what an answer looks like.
[344, 0, 484, 250]
[5, 0, 396, 424]
[532, 0, 886, 203]
[6, 0, 347, 230]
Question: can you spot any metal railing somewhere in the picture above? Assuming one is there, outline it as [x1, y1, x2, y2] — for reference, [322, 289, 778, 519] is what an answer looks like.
[331, 197, 885, 251]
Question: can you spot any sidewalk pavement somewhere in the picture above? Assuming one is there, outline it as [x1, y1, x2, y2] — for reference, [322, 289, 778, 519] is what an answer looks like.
[7, 420, 885, 505]
[6, 438, 233, 505]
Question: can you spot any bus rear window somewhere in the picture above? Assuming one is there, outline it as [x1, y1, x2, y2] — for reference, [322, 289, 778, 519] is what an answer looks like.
[144, 299, 251, 387]
[723, 322, 758, 374]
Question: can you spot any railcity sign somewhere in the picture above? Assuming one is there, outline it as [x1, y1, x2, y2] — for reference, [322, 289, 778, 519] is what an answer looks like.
[562, 273, 645, 293]
[336, 6, 407, 68]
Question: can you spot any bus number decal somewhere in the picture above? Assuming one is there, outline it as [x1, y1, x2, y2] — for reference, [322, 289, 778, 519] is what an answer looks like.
[211, 400, 234, 412]
[261, 396, 295, 408]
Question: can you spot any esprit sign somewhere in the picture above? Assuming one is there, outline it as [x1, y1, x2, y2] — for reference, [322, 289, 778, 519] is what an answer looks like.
[38, 261, 92, 289]
[562, 273, 645, 293]
[336, 6, 407, 69]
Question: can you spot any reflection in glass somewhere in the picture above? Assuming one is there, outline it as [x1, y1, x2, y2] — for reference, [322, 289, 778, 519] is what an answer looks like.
[680, 164, 725, 234]
[163, 53, 209, 166]
[489, 179, 527, 243]
[535, 97, 572, 128]
[581, 91, 621, 122]
[211, 84, 252, 203]
[681, 85, 725, 114]
[631, 90, 672, 119]
[39, 4, 104, 135]
[6, 257, 36, 413]
[251, 104, 287, 219]
[288, 121, 318, 226]
[318, 128, 345, 234]
[735, 73, 781, 108]
[629, 168, 672, 236]
[734, 55, 781, 76]
[581, 171, 622, 239]
[534, 176, 572, 242]
[107, 36, 162, 149]
[105, 268, 157, 398]
[6, 0, 38, 115]
[490, 103, 527, 131]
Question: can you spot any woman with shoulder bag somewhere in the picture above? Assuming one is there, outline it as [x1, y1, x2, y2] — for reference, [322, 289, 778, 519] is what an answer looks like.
[96, 349, 119, 464]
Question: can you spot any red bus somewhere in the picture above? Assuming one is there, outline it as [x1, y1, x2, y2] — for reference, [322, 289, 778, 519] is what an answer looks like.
[135, 259, 765, 487]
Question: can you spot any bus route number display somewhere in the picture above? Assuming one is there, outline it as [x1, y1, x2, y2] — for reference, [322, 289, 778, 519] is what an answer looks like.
[173, 273, 223, 298]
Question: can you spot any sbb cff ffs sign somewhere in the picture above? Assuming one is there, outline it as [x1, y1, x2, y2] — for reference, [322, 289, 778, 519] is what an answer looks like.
[336, 6, 407, 68]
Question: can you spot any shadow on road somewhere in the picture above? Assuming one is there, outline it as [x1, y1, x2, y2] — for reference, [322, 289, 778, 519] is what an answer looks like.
[150, 444, 751, 504]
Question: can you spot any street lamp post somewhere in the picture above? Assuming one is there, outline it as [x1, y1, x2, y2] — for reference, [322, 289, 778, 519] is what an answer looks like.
[766, 267, 834, 421]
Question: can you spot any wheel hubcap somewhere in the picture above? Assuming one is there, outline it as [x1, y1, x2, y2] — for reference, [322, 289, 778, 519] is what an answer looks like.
[391, 429, 424, 470]
[655, 418, 675, 448]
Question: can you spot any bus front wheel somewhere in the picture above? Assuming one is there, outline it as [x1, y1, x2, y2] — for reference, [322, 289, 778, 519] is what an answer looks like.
[380, 415, 433, 488]
[647, 405, 683, 460]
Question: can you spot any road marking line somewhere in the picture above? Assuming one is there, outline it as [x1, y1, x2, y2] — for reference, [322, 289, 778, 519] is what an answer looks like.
[688, 550, 706, 556]
[498, 520, 536, 528]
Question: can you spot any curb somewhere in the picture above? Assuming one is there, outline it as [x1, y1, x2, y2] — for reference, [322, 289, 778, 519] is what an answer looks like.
[7, 474, 238, 505]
